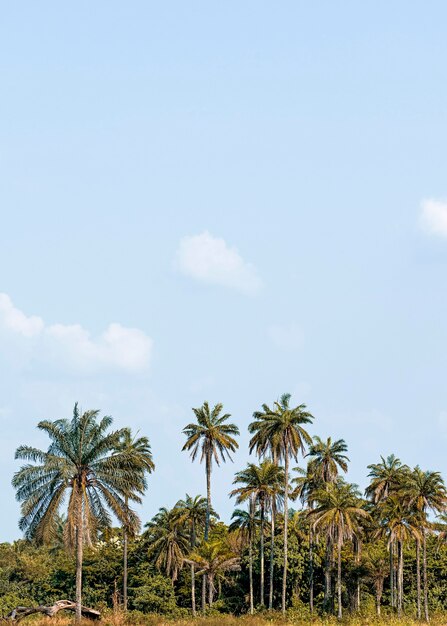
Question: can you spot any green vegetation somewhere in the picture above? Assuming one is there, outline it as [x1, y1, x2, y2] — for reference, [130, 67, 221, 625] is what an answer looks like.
[6, 397, 447, 624]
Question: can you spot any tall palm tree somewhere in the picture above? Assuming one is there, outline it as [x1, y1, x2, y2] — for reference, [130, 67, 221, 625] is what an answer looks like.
[366, 455, 408, 610]
[230, 460, 284, 607]
[401, 467, 447, 622]
[364, 542, 389, 617]
[145, 506, 190, 582]
[182, 401, 239, 611]
[182, 402, 239, 540]
[366, 454, 406, 504]
[230, 503, 259, 614]
[13, 404, 143, 622]
[185, 539, 240, 607]
[267, 469, 284, 610]
[307, 436, 349, 484]
[310, 481, 369, 620]
[115, 428, 154, 611]
[374, 495, 420, 618]
[249, 393, 314, 613]
[174, 495, 215, 616]
[292, 464, 321, 613]
[306, 436, 349, 612]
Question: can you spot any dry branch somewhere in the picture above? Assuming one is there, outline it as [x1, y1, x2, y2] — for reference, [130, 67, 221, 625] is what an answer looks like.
[4, 600, 101, 623]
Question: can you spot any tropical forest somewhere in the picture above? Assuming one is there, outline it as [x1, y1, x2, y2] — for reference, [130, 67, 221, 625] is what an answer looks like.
[3, 395, 447, 626]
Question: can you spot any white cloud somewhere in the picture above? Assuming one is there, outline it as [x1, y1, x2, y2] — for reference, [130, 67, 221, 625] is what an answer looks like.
[175, 231, 262, 295]
[0, 293, 152, 373]
[269, 322, 303, 351]
[0, 293, 44, 337]
[420, 199, 447, 237]
[44, 323, 152, 373]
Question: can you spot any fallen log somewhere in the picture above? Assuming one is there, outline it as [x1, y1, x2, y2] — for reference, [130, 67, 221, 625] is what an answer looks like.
[4, 600, 101, 622]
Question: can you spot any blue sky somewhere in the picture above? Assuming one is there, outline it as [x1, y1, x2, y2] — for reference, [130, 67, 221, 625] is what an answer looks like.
[1, 2, 447, 541]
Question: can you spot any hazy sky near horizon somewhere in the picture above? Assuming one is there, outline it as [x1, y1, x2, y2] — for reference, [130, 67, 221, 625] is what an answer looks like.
[1, 2, 447, 541]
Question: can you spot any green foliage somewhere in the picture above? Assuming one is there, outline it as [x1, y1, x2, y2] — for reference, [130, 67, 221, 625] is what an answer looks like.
[132, 575, 178, 614]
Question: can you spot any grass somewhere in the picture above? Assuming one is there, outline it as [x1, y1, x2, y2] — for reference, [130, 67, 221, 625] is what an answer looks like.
[23, 614, 447, 626]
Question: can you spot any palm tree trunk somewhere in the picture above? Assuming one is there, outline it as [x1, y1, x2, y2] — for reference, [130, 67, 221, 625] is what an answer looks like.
[123, 528, 128, 611]
[203, 451, 211, 613]
[331, 546, 336, 613]
[397, 540, 403, 618]
[423, 528, 429, 623]
[75, 495, 83, 623]
[208, 575, 214, 607]
[249, 530, 254, 614]
[191, 521, 196, 616]
[337, 536, 342, 620]
[282, 450, 289, 614]
[389, 540, 395, 610]
[260, 501, 265, 607]
[355, 537, 361, 612]
[123, 495, 128, 612]
[191, 565, 196, 616]
[376, 581, 383, 617]
[394, 541, 398, 609]
[201, 575, 206, 615]
[416, 537, 421, 620]
[309, 523, 314, 614]
[205, 451, 211, 540]
[324, 536, 332, 613]
[269, 500, 275, 610]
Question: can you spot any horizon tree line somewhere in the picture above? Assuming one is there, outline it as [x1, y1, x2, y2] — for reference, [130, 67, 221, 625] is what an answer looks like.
[12, 396, 447, 622]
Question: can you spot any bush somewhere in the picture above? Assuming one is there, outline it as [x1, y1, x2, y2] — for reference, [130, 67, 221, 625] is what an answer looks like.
[0, 592, 34, 617]
[131, 575, 178, 614]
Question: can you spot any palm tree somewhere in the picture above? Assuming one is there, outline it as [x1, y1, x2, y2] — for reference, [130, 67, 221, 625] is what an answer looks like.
[230, 460, 284, 607]
[267, 469, 284, 610]
[174, 495, 215, 615]
[13, 404, 143, 622]
[145, 506, 190, 582]
[374, 495, 420, 618]
[185, 539, 240, 607]
[310, 481, 369, 620]
[364, 542, 389, 617]
[292, 464, 321, 613]
[435, 511, 447, 544]
[182, 402, 239, 540]
[306, 436, 349, 612]
[230, 504, 259, 614]
[115, 428, 154, 611]
[249, 393, 314, 613]
[401, 467, 447, 622]
[182, 401, 239, 611]
[366, 455, 408, 610]
[366, 454, 406, 504]
[307, 436, 349, 484]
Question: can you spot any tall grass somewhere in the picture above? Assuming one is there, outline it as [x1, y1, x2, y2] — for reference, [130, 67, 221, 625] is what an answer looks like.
[24, 614, 447, 626]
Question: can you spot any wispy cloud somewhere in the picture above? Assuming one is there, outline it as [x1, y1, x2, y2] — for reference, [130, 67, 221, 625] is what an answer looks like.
[420, 199, 447, 237]
[0, 293, 152, 373]
[175, 231, 262, 295]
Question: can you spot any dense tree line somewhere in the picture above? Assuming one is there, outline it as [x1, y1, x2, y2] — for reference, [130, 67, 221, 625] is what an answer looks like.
[6, 396, 447, 622]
